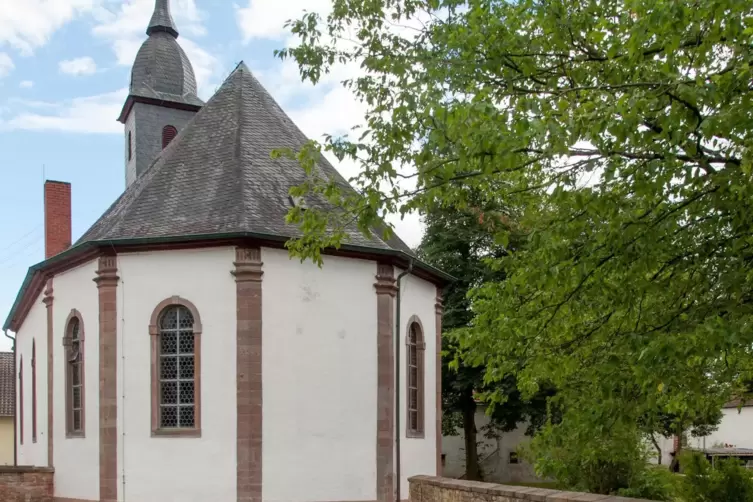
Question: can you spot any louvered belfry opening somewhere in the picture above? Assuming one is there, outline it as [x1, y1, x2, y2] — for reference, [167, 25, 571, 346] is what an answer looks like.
[162, 125, 178, 149]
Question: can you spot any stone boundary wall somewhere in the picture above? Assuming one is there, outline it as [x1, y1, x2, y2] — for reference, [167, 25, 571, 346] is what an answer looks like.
[0, 466, 54, 502]
[409, 475, 656, 502]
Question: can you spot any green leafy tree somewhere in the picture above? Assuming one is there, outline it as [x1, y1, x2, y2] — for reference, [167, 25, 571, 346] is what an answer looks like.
[418, 201, 550, 480]
[276, 0, 753, 485]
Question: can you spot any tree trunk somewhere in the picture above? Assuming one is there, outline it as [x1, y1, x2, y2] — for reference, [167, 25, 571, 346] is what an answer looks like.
[670, 431, 683, 473]
[650, 434, 662, 465]
[462, 396, 481, 481]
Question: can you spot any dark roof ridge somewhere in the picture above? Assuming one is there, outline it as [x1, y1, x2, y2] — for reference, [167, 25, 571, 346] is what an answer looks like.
[235, 63, 251, 229]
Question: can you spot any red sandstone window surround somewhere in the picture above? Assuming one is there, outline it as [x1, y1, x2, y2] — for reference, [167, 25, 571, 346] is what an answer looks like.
[18, 356, 23, 446]
[64, 310, 85, 437]
[162, 125, 178, 149]
[149, 297, 202, 437]
[31, 340, 37, 443]
[406, 316, 426, 438]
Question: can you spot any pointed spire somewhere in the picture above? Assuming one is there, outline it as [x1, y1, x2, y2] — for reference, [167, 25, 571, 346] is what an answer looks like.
[147, 0, 179, 38]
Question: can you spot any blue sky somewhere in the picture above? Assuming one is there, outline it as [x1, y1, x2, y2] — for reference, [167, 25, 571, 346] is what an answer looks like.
[0, 0, 424, 348]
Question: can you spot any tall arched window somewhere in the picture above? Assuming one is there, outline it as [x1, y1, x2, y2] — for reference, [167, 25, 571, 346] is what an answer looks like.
[18, 355, 23, 446]
[150, 297, 202, 437]
[64, 310, 85, 437]
[162, 125, 178, 149]
[31, 340, 37, 443]
[406, 317, 426, 438]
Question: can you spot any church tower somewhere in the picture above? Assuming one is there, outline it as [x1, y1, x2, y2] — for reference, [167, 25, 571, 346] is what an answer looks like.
[117, 0, 204, 187]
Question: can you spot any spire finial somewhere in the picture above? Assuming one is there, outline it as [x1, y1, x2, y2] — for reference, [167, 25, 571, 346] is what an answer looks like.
[147, 0, 179, 38]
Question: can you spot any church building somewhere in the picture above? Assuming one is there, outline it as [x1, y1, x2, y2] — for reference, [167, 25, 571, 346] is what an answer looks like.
[3, 1, 447, 501]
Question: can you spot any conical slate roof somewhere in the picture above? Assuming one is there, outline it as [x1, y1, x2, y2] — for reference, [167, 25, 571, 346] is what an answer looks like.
[147, 0, 178, 37]
[120, 0, 203, 118]
[79, 63, 412, 254]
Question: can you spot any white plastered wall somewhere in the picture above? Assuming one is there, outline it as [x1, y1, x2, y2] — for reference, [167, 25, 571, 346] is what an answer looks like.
[117, 247, 237, 502]
[262, 249, 378, 502]
[397, 271, 438, 497]
[53, 259, 100, 500]
[15, 291, 47, 467]
[688, 407, 753, 451]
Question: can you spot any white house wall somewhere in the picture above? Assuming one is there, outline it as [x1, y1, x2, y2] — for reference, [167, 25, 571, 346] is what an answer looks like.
[15, 291, 47, 467]
[117, 247, 237, 502]
[262, 248, 379, 502]
[688, 407, 753, 451]
[397, 271, 438, 497]
[52, 258, 99, 500]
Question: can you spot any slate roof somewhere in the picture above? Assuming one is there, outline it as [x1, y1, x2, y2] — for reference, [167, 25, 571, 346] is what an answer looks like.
[124, 0, 203, 115]
[147, 0, 178, 37]
[79, 63, 413, 255]
[0, 353, 14, 417]
[723, 399, 753, 409]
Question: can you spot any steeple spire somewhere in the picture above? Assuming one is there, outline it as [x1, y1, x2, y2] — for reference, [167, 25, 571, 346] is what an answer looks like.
[147, 0, 178, 38]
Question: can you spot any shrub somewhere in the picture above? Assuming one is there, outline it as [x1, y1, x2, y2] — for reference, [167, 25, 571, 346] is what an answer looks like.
[681, 452, 753, 502]
[617, 466, 677, 501]
[526, 421, 657, 496]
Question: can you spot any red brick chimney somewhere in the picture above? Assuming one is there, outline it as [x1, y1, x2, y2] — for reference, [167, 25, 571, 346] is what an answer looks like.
[44, 181, 72, 259]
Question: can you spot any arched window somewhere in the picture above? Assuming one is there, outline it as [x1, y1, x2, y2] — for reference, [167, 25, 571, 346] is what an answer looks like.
[31, 340, 37, 443]
[150, 297, 202, 437]
[64, 310, 85, 437]
[18, 355, 23, 446]
[162, 125, 178, 149]
[406, 317, 426, 438]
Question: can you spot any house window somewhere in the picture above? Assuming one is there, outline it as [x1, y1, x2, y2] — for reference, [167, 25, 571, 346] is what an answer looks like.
[509, 451, 519, 464]
[150, 297, 202, 437]
[406, 317, 425, 438]
[18, 356, 23, 446]
[64, 310, 85, 437]
[127, 131, 133, 161]
[31, 340, 37, 443]
[162, 125, 178, 149]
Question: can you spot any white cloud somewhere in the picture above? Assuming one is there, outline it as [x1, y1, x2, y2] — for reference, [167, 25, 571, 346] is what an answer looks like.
[93, 0, 204, 39]
[93, 0, 219, 94]
[1, 88, 127, 134]
[19, 80, 33, 88]
[0, 0, 99, 54]
[236, 0, 331, 42]
[179, 38, 222, 98]
[0, 52, 14, 78]
[59, 56, 97, 76]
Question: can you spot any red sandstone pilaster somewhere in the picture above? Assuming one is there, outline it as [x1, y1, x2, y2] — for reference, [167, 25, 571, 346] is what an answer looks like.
[232, 247, 263, 502]
[94, 255, 118, 502]
[375, 264, 397, 502]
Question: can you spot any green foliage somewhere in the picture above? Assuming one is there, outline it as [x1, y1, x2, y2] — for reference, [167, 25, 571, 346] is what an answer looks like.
[617, 466, 679, 501]
[526, 418, 653, 496]
[419, 201, 551, 479]
[278, 0, 753, 468]
[681, 453, 753, 502]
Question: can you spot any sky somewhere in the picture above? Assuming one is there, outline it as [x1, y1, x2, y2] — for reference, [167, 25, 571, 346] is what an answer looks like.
[0, 0, 425, 349]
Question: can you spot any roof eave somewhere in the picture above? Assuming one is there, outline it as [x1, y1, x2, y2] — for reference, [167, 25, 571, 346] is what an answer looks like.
[117, 94, 203, 124]
[3, 232, 452, 332]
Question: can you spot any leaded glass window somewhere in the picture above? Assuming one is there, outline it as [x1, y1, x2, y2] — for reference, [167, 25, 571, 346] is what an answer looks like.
[32, 340, 37, 443]
[67, 316, 84, 435]
[406, 320, 425, 437]
[158, 306, 195, 429]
